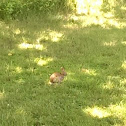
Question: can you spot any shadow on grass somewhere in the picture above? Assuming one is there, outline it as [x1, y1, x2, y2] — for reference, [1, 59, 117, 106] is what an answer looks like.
[0, 14, 126, 125]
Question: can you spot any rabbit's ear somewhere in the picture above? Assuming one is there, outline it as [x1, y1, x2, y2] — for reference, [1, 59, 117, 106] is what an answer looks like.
[61, 67, 65, 70]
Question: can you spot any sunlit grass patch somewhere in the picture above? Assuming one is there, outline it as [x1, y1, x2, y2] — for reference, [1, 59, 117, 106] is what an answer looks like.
[8, 52, 13, 56]
[83, 103, 126, 120]
[121, 61, 126, 70]
[75, 0, 103, 15]
[63, 23, 79, 29]
[83, 106, 110, 118]
[102, 76, 123, 89]
[120, 78, 126, 86]
[103, 41, 116, 47]
[49, 31, 63, 42]
[37, 30, 64, 43]
[67, 12, 126, 29]
[12, 27, 26, 35]
[34, 57, 53, 66]
[0, 90, 5, 100]
[121, 6, 126, 11]
[108, 104, 126, 119]
[82, 68, 97, 76]
[13, 28, 21, 35]
[122, 41, 126, 45]
[103, 81, 114, 89]
[106, 19, 120, 28]
[18, 43, 45, 51]
[4, 65, 23, 77]
[7, 49, 15, 56]
[15, 67, 23, 73]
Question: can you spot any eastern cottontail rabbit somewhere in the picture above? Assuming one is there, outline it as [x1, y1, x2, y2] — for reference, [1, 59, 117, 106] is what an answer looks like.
[50, 67, 67, 84]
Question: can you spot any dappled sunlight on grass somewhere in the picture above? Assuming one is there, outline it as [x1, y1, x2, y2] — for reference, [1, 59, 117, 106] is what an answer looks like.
[108, 104, 126, 119]
[5, 65, 23, 77]
[103, 41, 116, 47]
[83, 103, 126, 120]
[102, 76, 125, 89]
[7, 49, 15, 56]
[76, 0, 103, 15]
[121, 6, 126, 11]
[122, 41, 126, 45]
[87, 16, 126, 28]
[121, 61, 126, 70]
[120, 78, 126, 86]
[18, 43, 45, 51]
[103, 80, 114, 89]
[12, 27, 26, 35]
[60, 0, 126, 29]
[49, 31, 63, 42]
[83, 106, 110, 118]
[0, 90, 5, 100]
[15, 67, 23, 74]
[8, 52, 13, 56]
[34, 57, 53, 66]
[65, 12, 126, 29]
[45, 79, 52, 85]
[63, 23, 79, 29]
[37, 30, 63, 43]
[13, 28, 21, 35]
[82, 68, 97, 76]
[106, 19, 121, 28]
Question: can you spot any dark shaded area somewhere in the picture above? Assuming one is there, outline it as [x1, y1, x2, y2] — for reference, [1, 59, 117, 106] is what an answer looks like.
[0, 0, 72, 20]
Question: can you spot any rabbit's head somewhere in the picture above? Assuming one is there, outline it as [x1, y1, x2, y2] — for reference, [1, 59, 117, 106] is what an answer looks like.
[60, 67, 67, 76]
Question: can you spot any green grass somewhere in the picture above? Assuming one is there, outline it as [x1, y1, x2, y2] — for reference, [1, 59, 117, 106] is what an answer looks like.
[0, 14, 126, 126]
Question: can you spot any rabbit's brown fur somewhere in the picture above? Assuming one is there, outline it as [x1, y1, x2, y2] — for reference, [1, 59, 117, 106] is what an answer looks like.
[50, 67, 67, 83]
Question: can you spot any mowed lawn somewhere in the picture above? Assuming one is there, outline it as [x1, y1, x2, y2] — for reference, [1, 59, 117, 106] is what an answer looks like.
[0, 14, 126, 126]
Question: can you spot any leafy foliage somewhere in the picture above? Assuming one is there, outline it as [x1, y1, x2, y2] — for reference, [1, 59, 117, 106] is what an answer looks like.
[0, 0, 126, 20]
[0, 1, 21, 19]
[102, 0, 126, 18]
[0, 0, 74, 19]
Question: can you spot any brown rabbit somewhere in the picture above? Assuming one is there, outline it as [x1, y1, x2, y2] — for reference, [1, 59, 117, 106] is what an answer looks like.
[50, 67, 67, 84]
